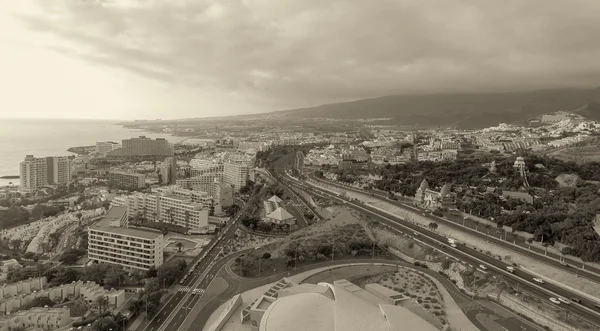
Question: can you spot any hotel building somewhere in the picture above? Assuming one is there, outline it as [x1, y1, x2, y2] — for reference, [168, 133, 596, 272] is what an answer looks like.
[108, 171, 146, 190]
[88, 207, 164, 271]
[19, 155, 71, 193]
[107, 136, 174, 160]
[223, 162, 249, 192]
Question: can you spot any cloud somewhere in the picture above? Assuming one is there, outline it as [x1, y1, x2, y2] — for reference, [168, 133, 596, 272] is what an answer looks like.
[15, 0, 600, 110]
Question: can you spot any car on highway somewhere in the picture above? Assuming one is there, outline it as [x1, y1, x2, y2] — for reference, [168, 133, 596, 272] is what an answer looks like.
[533, 277, 545, 284]
[478, 264, 487, 270]
[549, 297, 561, 305]
[450, 243, 457, 248]
[506, 266, 515, 273]
[558, 297, 570, 304]
[571, 298, 582, 304]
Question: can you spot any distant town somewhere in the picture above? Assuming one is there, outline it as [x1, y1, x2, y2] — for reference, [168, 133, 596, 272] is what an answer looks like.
[1, 109, 600, 331]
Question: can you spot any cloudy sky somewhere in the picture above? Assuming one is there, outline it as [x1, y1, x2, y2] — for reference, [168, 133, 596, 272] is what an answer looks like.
[2, 0, 600, 120]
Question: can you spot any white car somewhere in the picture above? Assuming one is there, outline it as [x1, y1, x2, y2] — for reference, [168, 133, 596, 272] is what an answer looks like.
[533, 277, 545, 284]
[558, 297, 571, 304]
[479, 264, 487, 270]
[450, 243, 457, 248]
[549, 297, 561, 305]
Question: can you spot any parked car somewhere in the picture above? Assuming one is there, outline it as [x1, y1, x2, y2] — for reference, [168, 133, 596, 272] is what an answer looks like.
[479, 264, 487, 270]
[549, 298, 561, 305]
[533, 277, 545, 284]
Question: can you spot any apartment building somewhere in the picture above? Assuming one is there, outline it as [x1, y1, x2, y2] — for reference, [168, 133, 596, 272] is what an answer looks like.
[157, 157, 177, 184]
[108, 171, 146, 190]
[0, 306, 70, 331]
[88, 208, 164, 271]
[107, 136, 174, 160]
[223, 162, 249, 192]
[95, 141, 119, 156]
[19, 155, 71, 192]
[120, 189, 209, 229]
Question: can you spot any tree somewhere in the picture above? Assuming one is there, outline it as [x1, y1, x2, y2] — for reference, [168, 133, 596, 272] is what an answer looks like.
[59, 253, 79, 265]
[428, 222, 438, 231]
[10, 239, 22, 250]
[144, 277, 161, 293]
[146, 266, 158, 278]
[76, 212, 83, 227]
[95, 296, 108, 315]
[262, 252, 271, 260]
[175, 242, 184, 253]
[22, 296, 54, 310]
[92, 315, 118, 331]
[184, 210, 190, 230]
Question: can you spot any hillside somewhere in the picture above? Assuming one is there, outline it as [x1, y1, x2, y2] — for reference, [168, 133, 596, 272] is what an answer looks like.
[276, 87, 600, 128]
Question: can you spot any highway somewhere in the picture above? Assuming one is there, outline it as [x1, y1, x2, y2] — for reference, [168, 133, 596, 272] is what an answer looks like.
[139, 203, 247, 331]
[309, 174, 600, 283]
[275, 169, 600, 326]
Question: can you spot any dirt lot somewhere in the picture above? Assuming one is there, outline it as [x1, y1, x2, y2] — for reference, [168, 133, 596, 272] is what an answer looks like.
[232, 206, 395, 278]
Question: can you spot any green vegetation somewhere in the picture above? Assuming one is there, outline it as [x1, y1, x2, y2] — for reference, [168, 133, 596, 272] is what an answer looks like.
[373, 153, 600, 261]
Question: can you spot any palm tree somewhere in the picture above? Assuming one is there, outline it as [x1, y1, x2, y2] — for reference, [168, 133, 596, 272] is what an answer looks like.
[473, 220, 480, 231]
[175, 242, 183, 253]
[76, 212, 83, 227]
[95, 296, 108, 314]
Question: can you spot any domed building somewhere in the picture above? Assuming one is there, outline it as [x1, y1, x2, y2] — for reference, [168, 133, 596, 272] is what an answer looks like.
[255, 280, 440, 331]
[414, 179, 455, 209]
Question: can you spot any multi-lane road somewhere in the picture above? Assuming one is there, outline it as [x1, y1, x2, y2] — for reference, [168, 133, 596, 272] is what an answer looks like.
[310, 175, 600, 283]
[275, 169, 600, 326]
[139, 204, 247, 331]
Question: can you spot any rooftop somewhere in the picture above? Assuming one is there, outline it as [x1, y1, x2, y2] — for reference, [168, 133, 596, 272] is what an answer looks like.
[90, 208, 162, 240]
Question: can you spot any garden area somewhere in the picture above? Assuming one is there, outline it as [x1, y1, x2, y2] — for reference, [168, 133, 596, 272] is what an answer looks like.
[358, 269, 447, 326]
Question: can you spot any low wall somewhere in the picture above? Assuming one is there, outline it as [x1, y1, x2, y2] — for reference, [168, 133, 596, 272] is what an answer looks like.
[206, 294, 243, 331]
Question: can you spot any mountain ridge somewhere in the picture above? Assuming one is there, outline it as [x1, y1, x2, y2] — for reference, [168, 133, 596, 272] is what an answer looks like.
[273, 87, 600, 128]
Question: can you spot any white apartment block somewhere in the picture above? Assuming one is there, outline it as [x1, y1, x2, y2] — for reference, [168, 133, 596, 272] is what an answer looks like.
[47, 156, 71, 185]
[88, 208, 164, 271]
[107, 136, 174, 159]
[0, 306, 70, 331]
[95, 141, 119, 156]
[0, 278, 124, 314]
[118, 190, 209, 229]
[19, 155, 48, 193]
[108, 171, 146, 190]
[19, 155, 71, 192]
[223, 162, 249, 192]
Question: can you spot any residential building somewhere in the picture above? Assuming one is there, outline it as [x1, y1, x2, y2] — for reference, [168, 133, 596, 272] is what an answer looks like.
[107, 136, 174, 160]
[45, 156, 71, 185]
[95, 141, 119, 156]
[108, 171, 146, 190]
[0, 306, 71, 331]
[19, 155, 71, 192]
[120, 189, 210, 229]
[88, 207, 164, 271]
[223, 163, 249, 192]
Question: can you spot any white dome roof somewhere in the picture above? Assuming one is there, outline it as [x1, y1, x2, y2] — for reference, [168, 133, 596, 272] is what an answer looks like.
[260, 292, 334, 331]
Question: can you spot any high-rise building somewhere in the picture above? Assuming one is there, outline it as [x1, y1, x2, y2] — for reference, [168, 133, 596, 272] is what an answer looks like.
[88, 207, 164, 271]
[19, 155, 71, 192]
[121, 188, 210, 229]
[107, 136, 174, 160]
[95, 141, 120, 156]
[158, 157, 177, 185]
[108, 171, 146, 190]
[46, 156, 71, 185]
[223, 162, 249, 192]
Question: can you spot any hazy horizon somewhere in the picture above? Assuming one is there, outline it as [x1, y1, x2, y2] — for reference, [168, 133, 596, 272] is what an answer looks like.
[3, 0, 600, 120]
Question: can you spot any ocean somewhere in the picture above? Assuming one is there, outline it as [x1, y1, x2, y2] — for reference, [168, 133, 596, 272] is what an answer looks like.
[0, 118, 187, 187]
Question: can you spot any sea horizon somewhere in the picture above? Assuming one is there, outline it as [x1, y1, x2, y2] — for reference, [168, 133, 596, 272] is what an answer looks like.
[0, 118, 186, 187]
